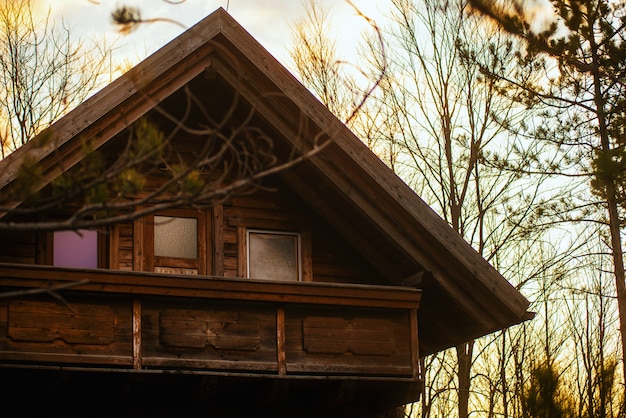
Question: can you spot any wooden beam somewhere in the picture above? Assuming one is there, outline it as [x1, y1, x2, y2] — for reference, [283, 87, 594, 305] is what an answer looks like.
[0, 263, 421, 310]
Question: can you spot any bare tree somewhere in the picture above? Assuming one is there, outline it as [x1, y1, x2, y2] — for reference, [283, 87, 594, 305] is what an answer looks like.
[0, 0, 113, 158]
[289, 0, 557, 416]
[355, 1, 550, 416]
[468, 0, 626, 402]
[560, 232, 622, 417]
[289, 1, 402, 169]
[289, 0, 350, 121]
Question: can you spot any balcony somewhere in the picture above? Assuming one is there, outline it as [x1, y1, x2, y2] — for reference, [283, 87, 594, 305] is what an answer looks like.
[0, 263, 421, 383]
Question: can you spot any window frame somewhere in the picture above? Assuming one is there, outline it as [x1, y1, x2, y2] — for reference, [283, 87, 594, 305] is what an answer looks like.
[144, 209, 208, 275]
[246, 229, 302, 282]
[44, 228, 108, 269]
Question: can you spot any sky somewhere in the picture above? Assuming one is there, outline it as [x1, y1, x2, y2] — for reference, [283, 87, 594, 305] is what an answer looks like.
[41, 0, 387, 76]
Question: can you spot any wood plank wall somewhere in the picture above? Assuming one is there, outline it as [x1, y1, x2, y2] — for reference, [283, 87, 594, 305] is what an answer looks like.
[0, 230, 38, 265]
[0, 176, 384, 286]
[219, 180, 383, 284]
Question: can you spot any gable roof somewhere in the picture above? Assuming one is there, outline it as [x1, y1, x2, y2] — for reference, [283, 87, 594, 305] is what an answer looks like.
[0, 7, 531, 355]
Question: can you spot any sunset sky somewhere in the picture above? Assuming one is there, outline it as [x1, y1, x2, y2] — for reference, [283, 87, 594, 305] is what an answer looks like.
[43, 0, 385, 74]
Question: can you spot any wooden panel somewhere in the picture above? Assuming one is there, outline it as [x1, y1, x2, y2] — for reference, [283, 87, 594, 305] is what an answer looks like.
[205, 209, 213, 278]
[311, 222, 382, 285]
[160, 308, 260, 351]
[213, 204, 224, 276]
[0, 265, 419, 378]
[277, 306, 286, 375]
[0, 293, 134, 366]
[301, 231, 313, 282]
[9, 300, 114, 344]
[115, 222, 134, 271]
[109, 224, 120, 269]
[134, 215, 145, 271]
[141, 297, 277, 371]
[133, 297, 141, 369]
[56, 146, 386, 287]
[237, 226, 246, 277]
[224, 205, 310, 229]
[68, 160, 385, 286]
[285, 306, 413, 377]
[302, 316, 395, 356]
[223, 224, 238, 277]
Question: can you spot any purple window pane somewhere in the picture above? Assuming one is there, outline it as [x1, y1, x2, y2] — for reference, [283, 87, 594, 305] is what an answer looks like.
[53, 230, 98, 268]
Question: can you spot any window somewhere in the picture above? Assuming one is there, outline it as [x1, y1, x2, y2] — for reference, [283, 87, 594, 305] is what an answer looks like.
[247, 230, 301, 281]
[53, 230, 98, 269]
[146, 210, 206, 275]
[154, 216, 198, 259]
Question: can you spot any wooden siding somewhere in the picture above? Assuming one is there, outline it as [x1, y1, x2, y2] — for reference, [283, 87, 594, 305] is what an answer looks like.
[141, 297, 279, 372]
[0, 263, 420, 381]
[0, 161, 409, 380]
[111, 222, 134, 271]
[285, 305, 414, 377]
[0, 293, 133, 366]
[219, 180, 383, 285]
[0, 230, 38, 265]
[0, 176, 384, 289]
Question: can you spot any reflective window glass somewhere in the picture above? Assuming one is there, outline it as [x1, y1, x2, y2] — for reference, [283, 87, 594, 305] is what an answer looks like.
[248, 231, 300, 281]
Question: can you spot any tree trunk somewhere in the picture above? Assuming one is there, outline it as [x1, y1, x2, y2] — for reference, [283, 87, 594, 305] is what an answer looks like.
[606, 186, 626, 397]
[456, 340, 474, 418]
[590, 38, 626, 401]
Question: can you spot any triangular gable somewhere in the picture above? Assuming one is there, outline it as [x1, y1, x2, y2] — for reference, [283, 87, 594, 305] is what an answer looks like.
[0, 7, 531, 355]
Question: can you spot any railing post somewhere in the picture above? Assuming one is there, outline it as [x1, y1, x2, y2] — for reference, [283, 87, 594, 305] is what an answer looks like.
[133, 296, 142, 370]
[276, 305, 286, 375]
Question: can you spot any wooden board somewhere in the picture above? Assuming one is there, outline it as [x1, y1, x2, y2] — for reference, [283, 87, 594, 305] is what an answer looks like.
[141, 297, 278, 371]
[9, 300, 115, 344]
[285, 306, 414, 377]
[0, 293, 133, 366]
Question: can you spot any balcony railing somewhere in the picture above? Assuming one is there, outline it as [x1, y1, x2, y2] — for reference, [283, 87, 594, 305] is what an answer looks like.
[0, 263, 421, 382]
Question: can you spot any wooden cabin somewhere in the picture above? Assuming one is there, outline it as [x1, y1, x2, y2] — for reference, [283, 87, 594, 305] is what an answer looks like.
[0, 8, 531, 417]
